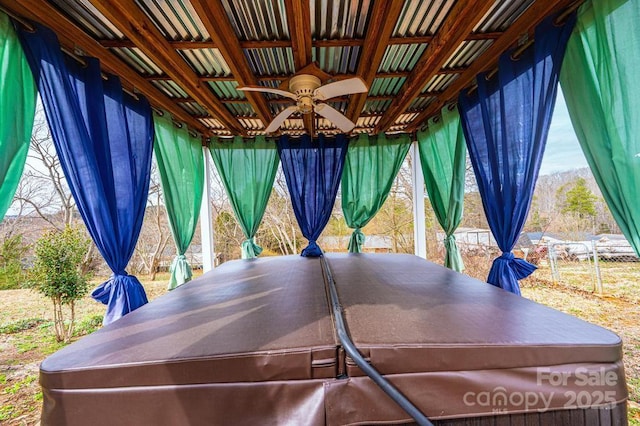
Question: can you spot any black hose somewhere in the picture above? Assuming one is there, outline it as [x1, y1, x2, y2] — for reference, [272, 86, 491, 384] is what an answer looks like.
[320, 256, 433, 426]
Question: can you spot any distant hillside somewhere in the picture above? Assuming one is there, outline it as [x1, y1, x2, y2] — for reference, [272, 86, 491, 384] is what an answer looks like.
[529, 167, 619, 235]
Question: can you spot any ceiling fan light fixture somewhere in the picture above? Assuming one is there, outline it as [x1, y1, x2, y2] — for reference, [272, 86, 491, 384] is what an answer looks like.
[290, 75, 320, 114]
[297, 97, 314, 114]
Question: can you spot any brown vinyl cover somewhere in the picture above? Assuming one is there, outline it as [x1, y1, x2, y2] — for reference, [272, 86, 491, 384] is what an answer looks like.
[324, 253, 627, 423]
[40, 256, 337, 425]
[39, 253, 627, 425]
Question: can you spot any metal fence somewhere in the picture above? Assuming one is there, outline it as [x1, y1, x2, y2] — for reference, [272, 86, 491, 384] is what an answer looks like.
[545, 242, 601, 293]
[429, 238, 640, 300]
[527, 241, 640, 298]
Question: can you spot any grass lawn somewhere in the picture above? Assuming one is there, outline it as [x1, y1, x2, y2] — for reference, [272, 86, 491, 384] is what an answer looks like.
[521, 264, 640, 424]
[1, 265, 639, 425]
[0, 272, 178, 425]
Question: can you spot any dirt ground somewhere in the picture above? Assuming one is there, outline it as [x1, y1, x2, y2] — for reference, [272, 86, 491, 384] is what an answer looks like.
[521, 276, 640, 416]
[0, 275, 171, 425]
[1, 268, 639, 425]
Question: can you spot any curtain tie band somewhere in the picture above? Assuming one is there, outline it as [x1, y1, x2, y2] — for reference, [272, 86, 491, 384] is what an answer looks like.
[348, 228, 366, 253]
[301, 240, 323, 257]
[241, 237, 263, 259]
[499, 252, 515, 260]
[168, 254, 193, 290]
[444, 234, 457, 245]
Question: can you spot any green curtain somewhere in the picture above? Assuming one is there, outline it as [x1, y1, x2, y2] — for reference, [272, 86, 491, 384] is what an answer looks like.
[417, 105, 466, 271]
[341, 133, 410, 252]
[0, 13, 36, 221]
[210, 136, 279, 259]
[560, 0, 640, 255]
[153, 112, 204, 290]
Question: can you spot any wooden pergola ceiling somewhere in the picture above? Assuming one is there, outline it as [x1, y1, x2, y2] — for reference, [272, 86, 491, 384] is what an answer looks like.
[0, 0, 580, 139]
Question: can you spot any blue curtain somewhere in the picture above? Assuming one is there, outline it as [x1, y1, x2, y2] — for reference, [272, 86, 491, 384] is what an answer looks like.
[458, 14, 576, 294]
[277, 134, 348, 257]
[18, 23, 153, 324]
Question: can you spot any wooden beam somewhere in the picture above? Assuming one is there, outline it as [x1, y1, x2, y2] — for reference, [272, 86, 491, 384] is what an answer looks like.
[99, 32, 503, 50]
[406, 0, 577, 131]
[189, 0, 273, 130]
[387, 31, 501, 45]
[284, 0, 314, 135]
[148, 69, 466, 83]
[314, 38, 364, 48]
[100, 39, 292, 49]
[284, 0, 312, 70]
[0, 0, 208, 135]
[211, 92, 438, 105]
[345, 1, 406, 124]
[152, 74, 289, 82]
[85, 0, 244, 134]
[238, 39, 292, 49]
[375, 0, 496, 132]
[466, 32, 505, 41]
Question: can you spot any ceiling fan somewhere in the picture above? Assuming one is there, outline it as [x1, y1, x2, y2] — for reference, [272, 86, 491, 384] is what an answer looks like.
[238, 75, 368, 133]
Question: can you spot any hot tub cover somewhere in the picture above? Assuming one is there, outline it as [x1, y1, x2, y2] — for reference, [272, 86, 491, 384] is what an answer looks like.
[39, 254, 627, 425]
[323, 253, 627, 423]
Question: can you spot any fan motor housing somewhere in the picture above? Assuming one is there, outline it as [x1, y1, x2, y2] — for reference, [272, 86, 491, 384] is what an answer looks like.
[289, 74, 321, 114]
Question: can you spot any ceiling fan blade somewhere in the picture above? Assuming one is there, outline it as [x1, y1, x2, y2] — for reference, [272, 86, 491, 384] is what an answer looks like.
[315, 103, 356, 132]
[313, 77, 368, 101]
[237, 85, 297, 100]
[265, 106, 298, 133]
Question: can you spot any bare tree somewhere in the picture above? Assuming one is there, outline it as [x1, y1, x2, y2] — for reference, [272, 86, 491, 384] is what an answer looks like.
[132, 164, 171, 279]
[8, 106, 106, 274]
[206, 160, 244, 262]
[12, 107, 75, 230]
[259, 170, 302, 255]
[465, 156, 478, 192]
[364, 160, 415, 253]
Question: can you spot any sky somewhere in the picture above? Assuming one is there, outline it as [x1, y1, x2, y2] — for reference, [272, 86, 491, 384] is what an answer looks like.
[539, 88, 589, 175]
